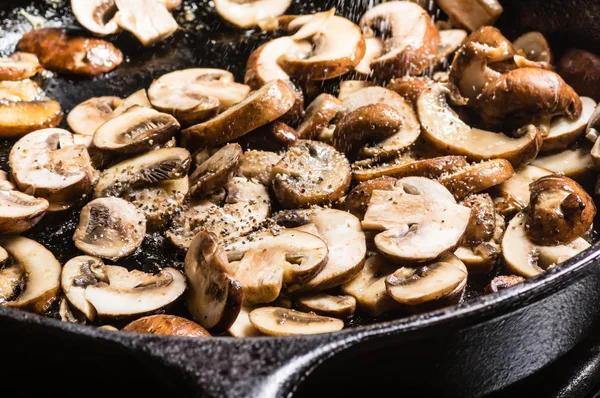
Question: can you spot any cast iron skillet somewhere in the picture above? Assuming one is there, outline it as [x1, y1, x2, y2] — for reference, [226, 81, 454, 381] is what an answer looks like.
[2, 0, 600, 397]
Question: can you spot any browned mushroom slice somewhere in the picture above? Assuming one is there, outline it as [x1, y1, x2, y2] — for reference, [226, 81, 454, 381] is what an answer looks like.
[542, 97, 595, 151]
[214, 0, 290, 28]
[526, 175, 596, 246]
[438, 29, 468, 61]
[0, 79, 43, 102]
[67, 96, 122, 136]
[185, 232, 242, 331]
[345, 177, 398, 219]
[93, 106, 180, 154]
[71, 0, 120, 36]
[248, 307, 343, 336]
[0, 246, 24, 303]
[295, 293, 356, 318]
[492, 165, 552, 216]
[502, 212, 590, 278]
[557, 49, 600, 102]
[353, 37, 384, 77]
[460, 193, 496, 246]
[189, 143, 243, 198]
[94, 147, 191, 198]
[123, 315, 211, 337]
[484, 275, 526, 294]
[437, 159, 515, 201]
[227, 230, 328, 304]
[359, 1, 439, 78]
[237, 150, 282, 187]
[0, 190, 49, 235]
[0, 236, 61, 313]
[531, 145, 595, 181]
[114, 0, 178, 46]
[436, 0, 503, 31]
[183, 79, 295, 147]
[272, 140, 351, 208]
[278, 16, 366, 80]
[352, 154, 468, 182]
[0, 52, 42, 81]
[418, 83, 543, 167]
[73, 197, 146, 260]
[296, 93, 342, 140]
[10, 128, 97, 204]
[18, 28, 123, 76]
[338, 80, 372, 101]
[0, 99, 62, 138]
[341, 254, 400, 316]
[387, 76, 433, 106]
[167, 177, 270, 249]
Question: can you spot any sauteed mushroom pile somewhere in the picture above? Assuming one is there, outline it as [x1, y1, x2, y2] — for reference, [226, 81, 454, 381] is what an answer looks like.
[1, 0, 600, 337]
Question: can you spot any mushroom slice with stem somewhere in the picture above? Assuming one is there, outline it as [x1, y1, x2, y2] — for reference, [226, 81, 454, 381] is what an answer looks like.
[214, 0, 291, 29]
[359, 1, 440, 78]
[526, 175, 596, 246]
[71, 0, 120, 36]
[112, 88, 152, 116]
[237, 150, 282, 187]
[460, 193, 496, 246]
[167, 177, 270, 249]
[94, 147, 191, 198]
[278, 16, 366, 81]
[73, 197, 146, 260]
[248, 307, 343, 336]
[437, 159, 515, 201]
[272, 140, 351, 208]
[0, 247, 25, 304]
[387, 76, 433, 107]
[122, 315, 211, 337]
[437, 29, 468, 61]
[353, 37, 384, 78]
[417, 83, 543, 167]
[542, 97, 595, 151]
[485, 275, 526, 294]
[0, 52, 42, 81]
[0, 79, 43, 102]
[67, 96, 122, 136]
[148, 68, 250, 126]
[185, 232, 242, 331]
[18, 28, 123, 76]
[93, 106, 180, 154]
[10, 128, 97, 204]
[189, 143, 243, 198]
[492, 165, 552, 216]
[296, 93, 342, 140]
[344, 177, 398, 219]
[531, 145, 595, 181]
[61, 255, 104, 320]
[0, 190, 49, 235]
[114, 0, 178, 46]
[295, 293, 356, 318]
[341, 254, 400, 317]
[0, 236, 61, 313]
[183, 79, 294, 147]
[455, 211, 505, 275]
[436, 0, 503, 31]
[502, 212, 590, 278]
[0, 99, 62, 138]
[226, 230, 328, 304]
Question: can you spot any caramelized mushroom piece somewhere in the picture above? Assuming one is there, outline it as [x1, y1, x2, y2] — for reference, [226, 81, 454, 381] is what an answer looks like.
[526, 175, 596, 246]
[114, 0, 178, 46]
[296, 93, 342, 140]
[387, 76, 433, 106]
[18, 27, 123, 76]
[237, 150, 282, 187]
[73, 197, 146, 260]
[295, 293, 356, 318]
[189, 143, 243, 198]
[123, 315, 211, 337]
[437, 159, 515, 201]
[0, 100, 62, 138]
[0, 79, 43, 102]
[436, 0, 503, 31]
[214, 0, 291, 28]
[0, 190, 49, 235]
[248, 307, 344, 336]
[0, 52, 42, 81]
[485, 275, 526, 294]
[461, 193, 496, 246]
[244, 37, 306, 90]
[344, 177, 398, 218]
[67, 96, 122, 136]
[71, 0, 120, 36]
[352, 154, 468, 182]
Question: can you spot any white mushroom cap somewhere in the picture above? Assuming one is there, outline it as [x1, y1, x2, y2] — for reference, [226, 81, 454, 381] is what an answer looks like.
[214, 0, 291, 29]
[71, 0, 120, 36]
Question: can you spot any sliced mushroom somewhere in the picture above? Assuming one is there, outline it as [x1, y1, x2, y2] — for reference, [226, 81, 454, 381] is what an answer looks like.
[214, 0, 291, 28]
[502, 212, 590, 278]
[237, 150, 282, 187]
[228, 306, 262, 337]
[438, 29, 468, 61]
[0, 170, 14, 191]
[93, 106, 180, 154]
[341, 253, 400, 316]
[0, 52, 42, 81]
[542, 97, 595, 151]
[0, 236, 61, 313]
[353, 37, 384, 77]
[167, 177, 270, 249]
[436, 0, 503, 31]
[492, 165, 552, 216]
[417, 83, 543, 167]
[531, 145, 595, 181]
[0, 79, 43, 102]
[59, 294, 86, 324]
[67, 96, 122, 136]
[514, 32, 552, 65]
[112, 88, 153, 116]
[122, 315, 211, 337]
[338, 80, 371, 101]
[345, 177, 398, 218]
[272, 140, 351, 208]
[114, 0, 178, 46]
[0, 99, 62, 138]
[94, 147, 191, 198]
[71, 0, 120, 36]
[460, 193, 496, 246]
[185, 231, 242, 331]
[248, 307, 343, 336]
[61, 255, 103, 320]
[148, 68, 250, 126]
[227, 230, 328, 304]
[526, 175, 596, 246]
[18, 28, 123, 76]
[0, 190, 49, 235]
[359, 1, 440, 78]
[352, 154, 468, 182]
[387, 76, 433, 106]
[278, 16, 366, 80]
[295, 293, 356, 318]
[0, 247, 25, 303]
[485, 275, 526, 294]
[183, 79, 294, 147]
[73, 197, 146, 260]
[557, 49, 600, 102]
[296, 93, 342, 140]
[189, 143, 242, 198]
[437, 159, 515, 201]
[10, 128, 97, 204]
